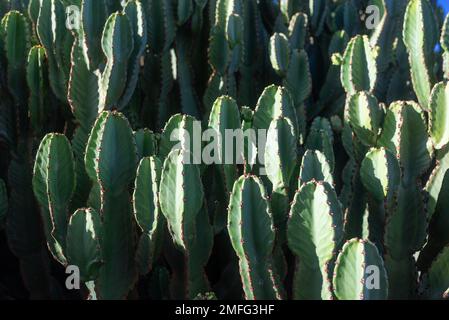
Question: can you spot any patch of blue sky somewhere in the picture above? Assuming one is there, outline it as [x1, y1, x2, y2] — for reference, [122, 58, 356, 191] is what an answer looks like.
[438, 0, 449, 14]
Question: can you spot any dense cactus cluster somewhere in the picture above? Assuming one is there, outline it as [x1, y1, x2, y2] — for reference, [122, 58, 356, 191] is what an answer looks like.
[0, 0, 448, 300]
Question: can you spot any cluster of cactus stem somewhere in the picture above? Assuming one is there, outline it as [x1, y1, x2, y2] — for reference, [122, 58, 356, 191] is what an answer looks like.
[0, 0, 448, 300]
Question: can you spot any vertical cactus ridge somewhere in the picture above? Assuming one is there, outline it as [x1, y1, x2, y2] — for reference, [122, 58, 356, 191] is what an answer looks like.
[279, 0, 300, 22]
[425, 146, 449, 219]
[87, 179, 101, 214]
[134, 128, 157, 159]
[5, 140, 54, 299]
[403, 0, 438, 109]
[99, 12, 134, 110]
[208, 95, 241, 202]
[144, 49, 174, 129]
[68, 38, 100, 132]
[133, 156, 163, 275]
[81, 0, 108, 70]
[208, 95, 242, 165]
[160, 149, 204, 251]
[287, 181, 343, 300]
[337, 1, 362, 36]
[264, 116, 297, 192]
[341, 35, 377, 95]
[208, 0, 236, 75]
[441, 13, 449, 53]
[238, 0, 266, 104]
[84, 112, 108, 184]
[84, 110, 138, 299]
[315, 31, 348, 116]
[66, 208, 103, 283]
[384, 255, 418, 299]
[33, 133, 76, 265]
[1, 10, 30, 106]
[378, 101, 433, 184]
[340, 158, 369, 242]
[284, 49, 311, 109]
[370, 0, 408, 72]
[306, 127, 335, 173]
[118, 0, 148, 109]
[227, 175, 282, 300]
[265, 116, 297, 238]
[159, 113, 200, 164]
[177, 0, 194, 26]
[226, 13, 243, 48]
[28, 0, 40, 32]
[241, 105, 256, 173]
[288, 12, 307, 50]
[97, 188, 136, 299]
[429, 82, 449, 150]
[311, 117, 334, 142]
[346, 91, 384, 147]
[253, 85, 298, 134]
[203, 71, 225, 118]
[360, 147, 400, 202]
[270, 8, 312, 119]
[308, 0, 327, 36]
[269, 32, 290, 76]
[133, 156, 162, 236]
[299, 149, 333, 187]
[26, 45, 47, 134]
[159, 148, 212, 298]
[85, 111, 138, 194]
[176, 30, 201, 118]
[369, 0, 392, 71]
[71, 126, 92, 211]
[184, 200, 214, 299]
[146, 0, 176, 54]
[329, 30, 349, 57]
[215, 0, 242, 28]
[333, 238, 388, 300]
[36, 0, 69, 102]
[423, 246, 449, 299]
[441, 13, 449, 79]
[381, 136, 428, 301]
[385, 183, 427, 260]
[207, 0, 248, 112]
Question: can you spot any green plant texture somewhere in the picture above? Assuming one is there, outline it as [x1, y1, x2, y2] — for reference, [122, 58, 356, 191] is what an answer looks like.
[0, 0, 447, 300]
